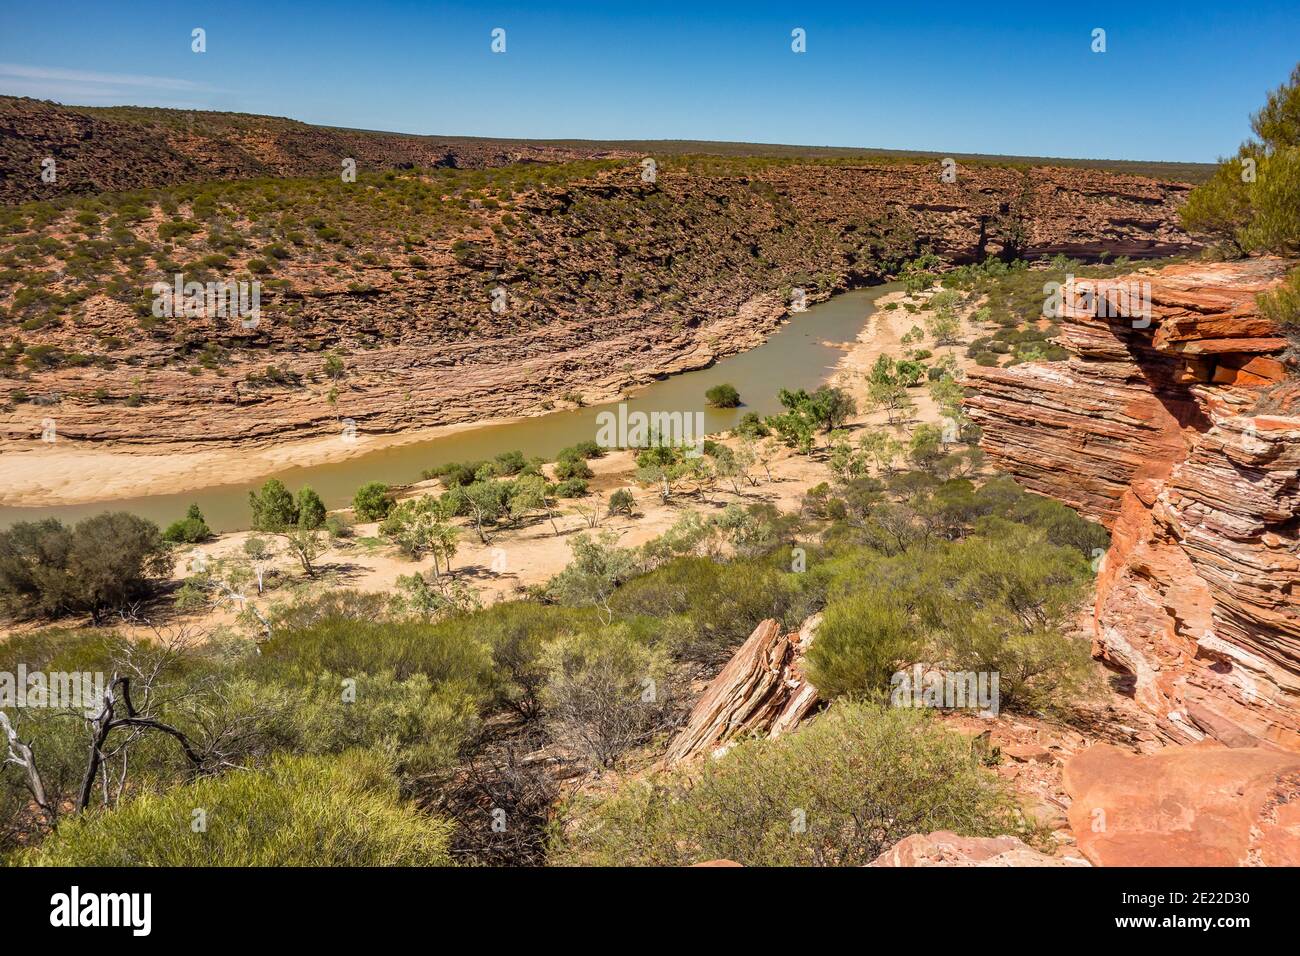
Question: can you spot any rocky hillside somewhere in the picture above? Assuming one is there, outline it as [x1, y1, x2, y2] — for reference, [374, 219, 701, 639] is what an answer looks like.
[965, 258, 1300, 751]
[0, 96, 1216, 206]
[0, 96, 629, 205]
[1, 152, 1195, 449]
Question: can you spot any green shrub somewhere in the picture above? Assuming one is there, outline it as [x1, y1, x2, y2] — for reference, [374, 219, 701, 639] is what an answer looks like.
[324, 513, 353, 539]
[466, 602, 600, 718]
[553, 701, 1031, 866]
[540, 624, 674, 770]
[553, 477, 589, 498]
[162, 504, 211, 544]
[295, 487, 327, 529]
[248, 479, 297, 531]
[21, 750, 455, 866]
[705, 383, 741, 408]
[735, 412, 770, 439]
[257, 610, 492, 691]
[424, 460, 486, 488]
[607, 488, 636, 516]
[608, 555, 802, 662]
[492, 449, 527, 475]
[0, 514, 171, 621]
[352, 481, 393, 521]
[553, 455, 593, 481]
[1258, 266, 1300, 331]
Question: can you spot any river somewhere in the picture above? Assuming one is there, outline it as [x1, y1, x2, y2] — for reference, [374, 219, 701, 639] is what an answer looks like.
[0, 283, 899, 533]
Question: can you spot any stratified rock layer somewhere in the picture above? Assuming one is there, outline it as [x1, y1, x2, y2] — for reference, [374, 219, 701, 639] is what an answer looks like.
[665, 615, 820, 764]
[868, 831, 1088, 867]
[965, 258, 1300, 750]
[2, 128, 1196, 454]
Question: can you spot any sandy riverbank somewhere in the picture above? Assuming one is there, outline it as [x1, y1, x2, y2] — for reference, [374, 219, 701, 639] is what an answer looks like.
[0, 287, 984, 644]
[115, 289, 979, 633]
[0, 415, 534, 508]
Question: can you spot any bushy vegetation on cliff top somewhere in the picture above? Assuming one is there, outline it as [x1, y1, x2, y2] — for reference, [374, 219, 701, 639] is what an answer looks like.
[4, 442, 1105, 865]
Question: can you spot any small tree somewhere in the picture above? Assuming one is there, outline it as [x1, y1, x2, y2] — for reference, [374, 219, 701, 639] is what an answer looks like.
[352, 482, 392, 522]
[908, 424, 944, 472]
[705, 383, 741, 408]
[322, 352, 345, 383]
[249, 479, 297, 531]
[281, 527, 324, 577]
[508, 474, 560, 535]
[1180, 65, 1300, 256]
[544, 532, 640, 622]
[460, 479, 512, 544]
[295, 487, 327, 530]
[380, 495, 455, 563]
[243, 536, 273, 593]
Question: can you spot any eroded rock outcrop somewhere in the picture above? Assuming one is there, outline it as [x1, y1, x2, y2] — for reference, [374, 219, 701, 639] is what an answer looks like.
[965, 259, 1300, 750]
[2, 130, 1197, 461]
[868, 831, 1088, 867]
[1064, 741, 1300, 866]
[665, 615, 820, 763]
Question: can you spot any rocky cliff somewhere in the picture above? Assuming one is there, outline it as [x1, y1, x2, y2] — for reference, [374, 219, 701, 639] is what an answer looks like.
[2, 152, 1195, 453]
[965, 258, 1300, 751]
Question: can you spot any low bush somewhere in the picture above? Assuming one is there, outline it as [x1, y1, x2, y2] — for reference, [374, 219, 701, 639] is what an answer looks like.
[162, 504, 211, 544]
[705, 383, 741, 408]
[21, 750, 455, 866]
[553, 701, 1032, 866]
[352, 481, 393, 521]
[0, 513, 171, 621]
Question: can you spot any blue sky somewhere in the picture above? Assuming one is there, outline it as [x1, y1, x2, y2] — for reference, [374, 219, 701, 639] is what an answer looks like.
[1, 1, 1296, 162]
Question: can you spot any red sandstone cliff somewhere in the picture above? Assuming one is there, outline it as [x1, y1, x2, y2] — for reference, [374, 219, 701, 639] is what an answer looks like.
[966, 259, 1300, 751]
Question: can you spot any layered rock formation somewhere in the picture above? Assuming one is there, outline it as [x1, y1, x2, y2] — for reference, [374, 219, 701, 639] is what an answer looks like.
[665, 615, 820, 763]
[868, 831, 1088, 867]
[1064, 741, 1300, 866]
[965, 258, 1300, 750]
[2, 156, 1196, 455]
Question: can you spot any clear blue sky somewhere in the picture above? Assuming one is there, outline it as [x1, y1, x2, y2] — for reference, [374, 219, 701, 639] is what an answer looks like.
[2, 0, 1296, 162]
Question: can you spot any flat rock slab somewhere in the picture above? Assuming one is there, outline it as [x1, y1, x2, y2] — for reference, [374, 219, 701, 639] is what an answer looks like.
[1064, 741, 1300, 866]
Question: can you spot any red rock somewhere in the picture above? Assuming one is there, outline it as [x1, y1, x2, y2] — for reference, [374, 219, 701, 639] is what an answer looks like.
[1004, 744, 1054, 764]
[1064, 742, 1300, 867]
[965, 257, 1300, 750]
[868, 831, 1089, 867]
[1219, 354, 1288, 382]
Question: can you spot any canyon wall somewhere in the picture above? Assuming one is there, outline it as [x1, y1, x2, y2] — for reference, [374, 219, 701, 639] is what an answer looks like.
[2, 159, 1194, 451]
[965, 258, 1299, 751]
